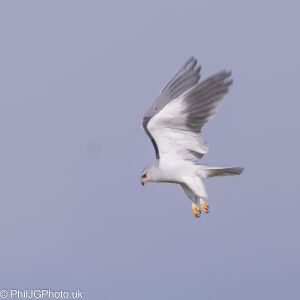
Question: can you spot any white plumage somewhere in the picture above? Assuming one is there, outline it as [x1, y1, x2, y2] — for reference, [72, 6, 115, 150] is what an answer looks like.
[141, 57, 243, 217]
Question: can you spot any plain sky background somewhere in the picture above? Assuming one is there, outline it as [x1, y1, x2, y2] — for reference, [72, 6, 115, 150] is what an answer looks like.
[0, 1, 299, 299]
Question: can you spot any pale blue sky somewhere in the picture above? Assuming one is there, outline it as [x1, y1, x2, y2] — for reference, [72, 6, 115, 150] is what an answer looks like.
[0, 1, 299, 299]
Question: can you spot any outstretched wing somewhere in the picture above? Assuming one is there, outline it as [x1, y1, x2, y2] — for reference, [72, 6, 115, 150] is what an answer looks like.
[142, 57, 232, 162]
[142, 57, 201, 159]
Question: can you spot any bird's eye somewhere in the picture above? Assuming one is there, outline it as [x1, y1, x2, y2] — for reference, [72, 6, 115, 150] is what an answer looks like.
[142, 174, 147, 178]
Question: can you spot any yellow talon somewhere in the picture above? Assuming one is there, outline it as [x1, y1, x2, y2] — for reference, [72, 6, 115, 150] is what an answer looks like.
[192, 202, 201, 218]
[200, 198, 209, 213]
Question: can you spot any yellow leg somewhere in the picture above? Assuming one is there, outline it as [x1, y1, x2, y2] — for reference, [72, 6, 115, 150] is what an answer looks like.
[200, 198, 209, 213]
[191, 202, 201, 218]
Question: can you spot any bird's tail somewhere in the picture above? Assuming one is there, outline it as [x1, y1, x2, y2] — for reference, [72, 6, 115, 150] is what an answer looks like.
[198, 165, 244, 178]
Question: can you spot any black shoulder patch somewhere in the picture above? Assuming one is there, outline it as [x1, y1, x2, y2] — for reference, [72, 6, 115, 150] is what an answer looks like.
[142, 117, 160, 159]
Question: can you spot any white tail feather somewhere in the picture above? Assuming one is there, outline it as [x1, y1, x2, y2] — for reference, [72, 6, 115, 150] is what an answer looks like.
[198, 166, 244, 178]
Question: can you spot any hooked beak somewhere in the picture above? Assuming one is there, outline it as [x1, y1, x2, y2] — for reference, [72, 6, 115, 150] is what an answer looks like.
[141, 177, 148, 186]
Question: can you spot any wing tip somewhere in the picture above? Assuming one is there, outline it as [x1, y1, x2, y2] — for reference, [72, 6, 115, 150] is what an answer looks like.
[184, 56, 201, 72]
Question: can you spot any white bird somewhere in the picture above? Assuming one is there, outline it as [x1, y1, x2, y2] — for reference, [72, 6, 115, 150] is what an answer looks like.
[141, 57, 244, 217]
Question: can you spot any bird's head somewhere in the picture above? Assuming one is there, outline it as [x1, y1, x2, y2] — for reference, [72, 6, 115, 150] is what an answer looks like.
[140, 161, 159, 185]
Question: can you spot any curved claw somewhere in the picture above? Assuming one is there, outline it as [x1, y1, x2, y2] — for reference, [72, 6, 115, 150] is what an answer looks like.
[192, 202, 201, 218]
[200, 199, 209, 213]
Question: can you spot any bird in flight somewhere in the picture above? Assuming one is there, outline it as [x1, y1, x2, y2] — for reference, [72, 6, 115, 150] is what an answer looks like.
[141, 57, 244, 218]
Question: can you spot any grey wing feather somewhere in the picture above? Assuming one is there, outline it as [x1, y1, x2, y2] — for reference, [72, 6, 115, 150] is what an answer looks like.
[143, 57, 201, 120]
[182, 71, 233, 133]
